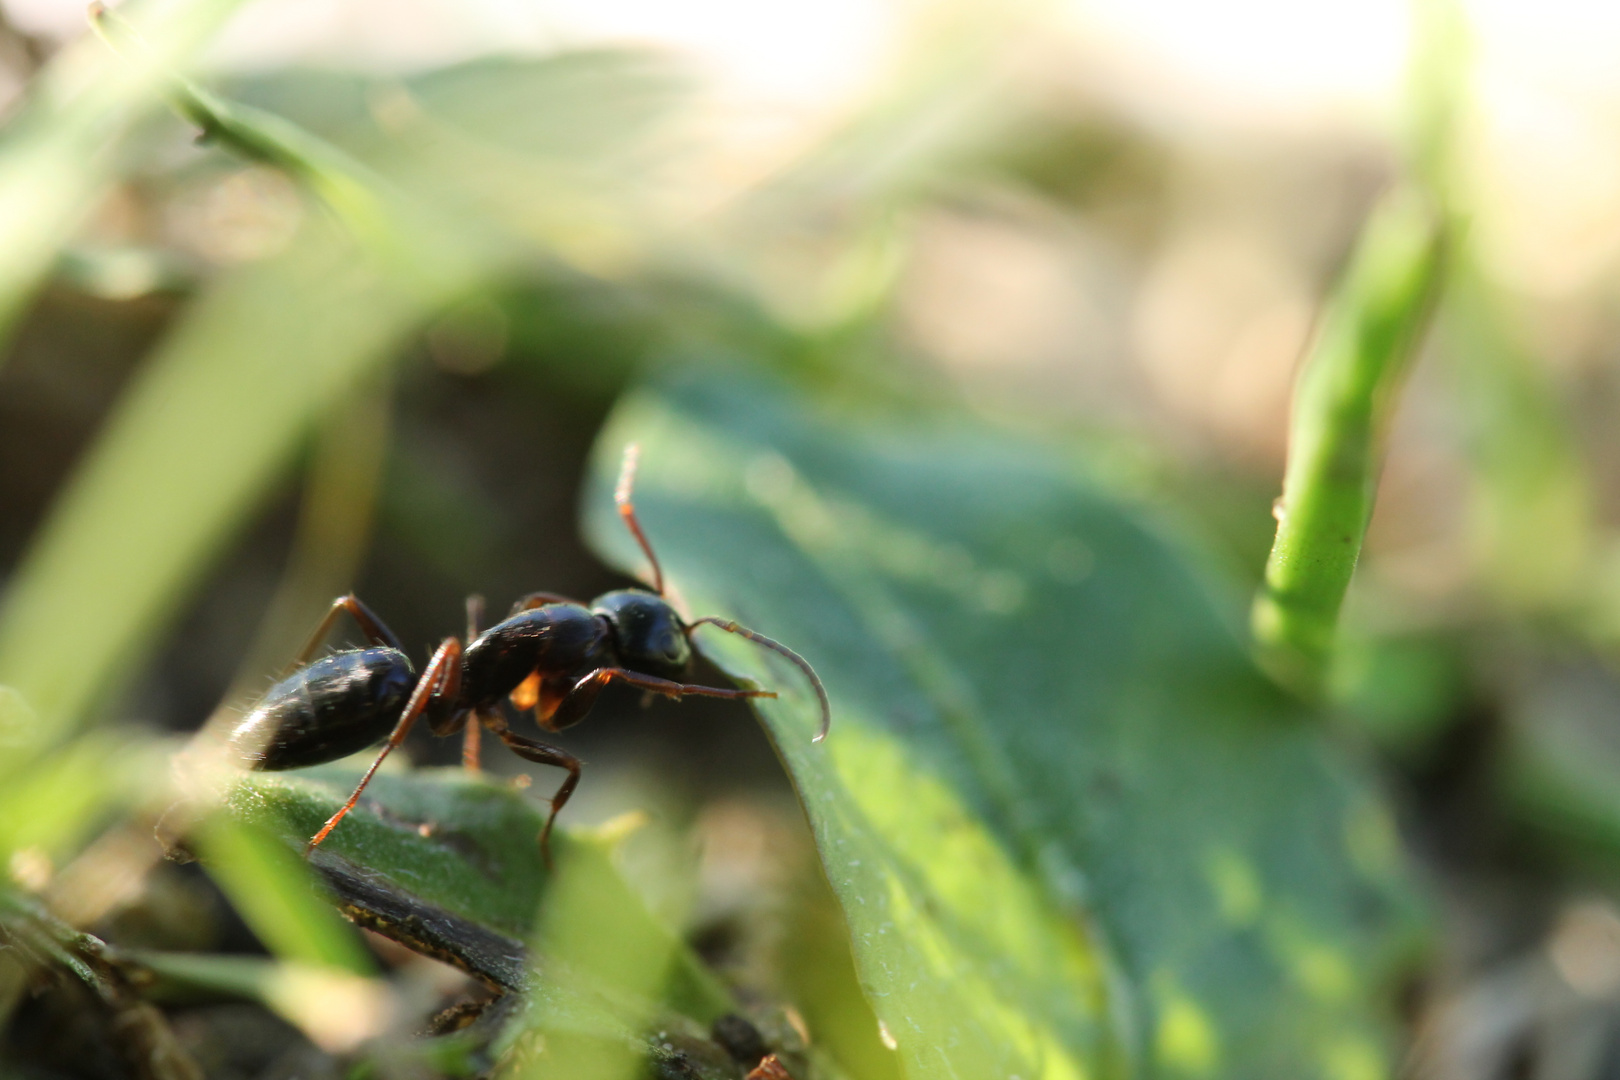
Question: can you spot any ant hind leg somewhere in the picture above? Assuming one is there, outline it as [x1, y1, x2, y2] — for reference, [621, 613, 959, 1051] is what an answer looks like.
[462, 595, 484, 771]
[305, 637, 462, 854]
[283, 594, 406, 676]
[507, 592, 587, 616]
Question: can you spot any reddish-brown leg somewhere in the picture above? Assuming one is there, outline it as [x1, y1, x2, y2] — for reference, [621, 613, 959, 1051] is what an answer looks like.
[462, 595, 484, 771]
[305, 637, 463, 854]
[281, 594, 405, 677]
[615, 444, 666, 595]
[543, 666, 775, 733]
[507, 591, 586, 615]
[479, 710, 580, 870]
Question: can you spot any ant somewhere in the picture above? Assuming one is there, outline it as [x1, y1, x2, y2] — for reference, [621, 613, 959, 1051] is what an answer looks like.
[227, 445, 829, 866]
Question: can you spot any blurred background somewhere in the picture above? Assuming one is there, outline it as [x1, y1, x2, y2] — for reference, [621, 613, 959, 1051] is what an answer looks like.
[3, 0, 1620, 1076]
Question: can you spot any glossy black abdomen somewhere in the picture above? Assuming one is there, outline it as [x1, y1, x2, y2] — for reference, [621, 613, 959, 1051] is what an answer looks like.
[229, 648, 416, 771]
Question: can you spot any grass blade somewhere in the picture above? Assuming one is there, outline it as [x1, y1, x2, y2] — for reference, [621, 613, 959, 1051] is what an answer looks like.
[0, 0, 245, 359]
[193, 816, 373, 976]
[0, 221, 479, 735]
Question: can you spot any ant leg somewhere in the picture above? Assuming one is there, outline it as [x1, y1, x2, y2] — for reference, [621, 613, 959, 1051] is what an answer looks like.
[541, 675, 607, 732]
[282, 594, 405, 676]
[507, 592, 586, 616]
[480, 711, 580, 870]
[615, 444, 666, 596]
[547, 666, 776, 731]
[584, 666, 776, 702]
[463, 596, 484, 771]
[305, 637, 462, 854]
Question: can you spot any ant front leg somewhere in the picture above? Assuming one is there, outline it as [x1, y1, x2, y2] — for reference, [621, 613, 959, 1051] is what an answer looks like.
[283, 594, 406, 676]
[305, 637, 463, 854]
[546, 667, 777, 731]
[478, 711, 580, 870]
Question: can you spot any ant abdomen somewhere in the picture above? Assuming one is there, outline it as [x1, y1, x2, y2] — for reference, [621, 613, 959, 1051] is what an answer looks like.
[229, 648, 416, 771]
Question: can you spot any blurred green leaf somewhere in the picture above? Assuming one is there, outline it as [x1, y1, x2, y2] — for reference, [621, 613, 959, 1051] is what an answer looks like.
[230, 767, 768, 1077]
[1253, 190, 1446, 695]
[0, 219, 482, 735]
[0, 0, 245, 355]
[133, 948, 285, 1001]
[0, 733, 131, 861]
[228, 767, 731, 1020]
[0, 684, 161, 866]
[1403, 0, 1472, 198]
[1501, 662, 1620, 864]
[0, 685, 38, 751]
[407, 53, 692, 161]
[223, 51, 697, 270]
[1444, 268, 1594, 613]
[522, 836, 684, 1080]
[584, 371, 1424, 1080]
[1330, 633, 1466, 757]
[194, 814, 373, 975]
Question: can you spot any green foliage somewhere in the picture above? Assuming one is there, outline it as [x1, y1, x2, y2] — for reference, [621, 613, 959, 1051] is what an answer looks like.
[0, 0, 246, 351]
[224, 768, 755, 1077]
[583, 372, 1424, 1079]
[0, 1, 1588, 1074]
[226, 768, 732, 1012]
[0, 221, 478, 733]
[193, 814, 373, 976]
[0, 44, 696, 737]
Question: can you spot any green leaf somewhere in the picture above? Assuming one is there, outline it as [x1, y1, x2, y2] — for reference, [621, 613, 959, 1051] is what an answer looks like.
[193, 814, 374, 976]
[227, 768, 782, 1078]
[0, 686, 160, 865]
[583, 372, 1424, 1080]
[0, 686, 38, 754]
[0, 44, 698, 740]
[0, 0, 246, 357]
[0, 220, 481, 736]
[226, 766, 732, 1021]
[0, 734, 129, 861]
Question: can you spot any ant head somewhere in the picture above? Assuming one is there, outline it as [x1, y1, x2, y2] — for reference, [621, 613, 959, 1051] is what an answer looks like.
[610, 443, 831, 742]
[593, 589, 692, 680]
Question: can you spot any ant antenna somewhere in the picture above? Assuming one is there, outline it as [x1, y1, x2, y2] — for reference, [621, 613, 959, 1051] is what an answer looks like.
[616, 444, 665, 596]
[687, 617, 831, 743]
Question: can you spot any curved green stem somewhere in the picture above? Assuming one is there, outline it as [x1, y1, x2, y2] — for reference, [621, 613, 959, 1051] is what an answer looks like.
[1252, 189, 1447, 696]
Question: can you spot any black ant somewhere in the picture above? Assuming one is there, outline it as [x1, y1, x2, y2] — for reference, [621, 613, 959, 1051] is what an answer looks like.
[226, 445, 829, 866]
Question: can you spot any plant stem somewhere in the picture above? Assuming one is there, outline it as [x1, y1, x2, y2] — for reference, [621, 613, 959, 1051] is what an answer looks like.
[1251, 189, 1447, 696]
[88, 2, 392, 242]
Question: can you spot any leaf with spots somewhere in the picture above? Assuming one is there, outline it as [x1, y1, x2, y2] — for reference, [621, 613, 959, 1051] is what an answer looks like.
[583, 372, 1424, 1080]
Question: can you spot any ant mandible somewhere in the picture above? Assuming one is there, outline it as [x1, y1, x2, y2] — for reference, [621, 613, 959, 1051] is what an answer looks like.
[227, 445, 830, 866]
